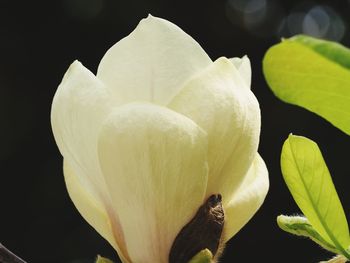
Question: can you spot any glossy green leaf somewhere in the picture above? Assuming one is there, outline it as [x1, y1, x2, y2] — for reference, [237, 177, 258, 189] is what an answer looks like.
[277, 215, 339, 254]
[95, 255, 114, 263]
[291, 35, 350, 70]
[188, 249, 213, 263]
[281, 135, 350, 258]
[263, 35, 350, 135]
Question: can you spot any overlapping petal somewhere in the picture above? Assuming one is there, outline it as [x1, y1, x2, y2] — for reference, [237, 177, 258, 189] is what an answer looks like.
[223, 154, 269, 241]
[51, 61, 112, 198]
[97, 103, 208, 262]
[229, 55, 252, 88]
[64, 161, 130, 262]
[97, 15, 212, 105]
[51, 61, 130, 260]
[169, 57, 260, 204]
[51, 15, 269, 262]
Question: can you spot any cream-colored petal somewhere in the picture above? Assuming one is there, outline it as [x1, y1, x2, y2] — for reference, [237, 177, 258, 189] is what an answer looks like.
[169, 57, 260, 204]
[63, 161, 130, 263]
[98, 103, 208, 263]
[223, 154, 269, 242]
[52, 61, 130, 261]
[51, 61, 112, 198]
[229, 55, 251, 88]
[97, 15, 212, 105]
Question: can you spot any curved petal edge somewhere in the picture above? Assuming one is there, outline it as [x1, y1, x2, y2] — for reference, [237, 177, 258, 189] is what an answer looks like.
[223, 153, 269, 242]
[97, 15, 212, 105]
[97, 103, 209, 263]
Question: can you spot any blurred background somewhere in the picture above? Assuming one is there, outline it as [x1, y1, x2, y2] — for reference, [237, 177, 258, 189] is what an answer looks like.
[1, 0, 350, 262]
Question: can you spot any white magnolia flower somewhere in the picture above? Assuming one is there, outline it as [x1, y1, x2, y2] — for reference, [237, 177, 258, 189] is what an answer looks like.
[51, 15, 269, 263]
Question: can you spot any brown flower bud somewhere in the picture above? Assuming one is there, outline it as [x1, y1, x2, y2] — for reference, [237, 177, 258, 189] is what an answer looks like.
[169, 194, 224, 263]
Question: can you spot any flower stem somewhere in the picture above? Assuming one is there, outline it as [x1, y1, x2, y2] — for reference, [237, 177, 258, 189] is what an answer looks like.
[0, 243, 27, 263]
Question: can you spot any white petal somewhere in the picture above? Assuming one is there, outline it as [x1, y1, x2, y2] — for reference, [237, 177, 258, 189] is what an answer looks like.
[64, 161, 131, 263]
[97, 15, 212, 105]
[223, 154, 269, 242]
[98, 103, 208, 263]
[169, 57, 260, 204]
[51, 61, 129, 260]
[51, 61, 112, 198]
[229, 55, 251, 88]
[51, 61, 133, 262]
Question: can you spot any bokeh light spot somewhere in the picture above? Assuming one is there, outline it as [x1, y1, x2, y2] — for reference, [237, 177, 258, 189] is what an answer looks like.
[303, 6, 330, 38]
[227, 0, 267, 29]
[244, 0, 268, 29]
[277, 5, 346, 41]
[287, 12, 305, 36]
[226, 0, 284, 37]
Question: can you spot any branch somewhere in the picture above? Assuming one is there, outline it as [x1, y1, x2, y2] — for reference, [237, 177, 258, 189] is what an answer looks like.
[0, 243, 27, 263]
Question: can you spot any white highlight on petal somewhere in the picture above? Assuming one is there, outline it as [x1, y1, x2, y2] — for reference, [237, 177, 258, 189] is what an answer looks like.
[229, 55, 252, 88]
[98, 103, 208, 263]
[223, 154, 269, 241]
[97, 15, 212, 105]
[169, 57, 260, 204]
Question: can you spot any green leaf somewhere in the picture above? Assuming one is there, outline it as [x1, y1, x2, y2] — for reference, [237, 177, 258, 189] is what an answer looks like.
[188, 249, 213, 263]
[281, 135, 350, 258]
[95, 255, 114, 263]
[277, 215, 339, 254]
[291, 35, 350, 70]
[263, 35, 350, 135]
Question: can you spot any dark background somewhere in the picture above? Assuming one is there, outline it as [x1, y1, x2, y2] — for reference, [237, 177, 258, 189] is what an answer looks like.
[1, 0, 350, 262]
